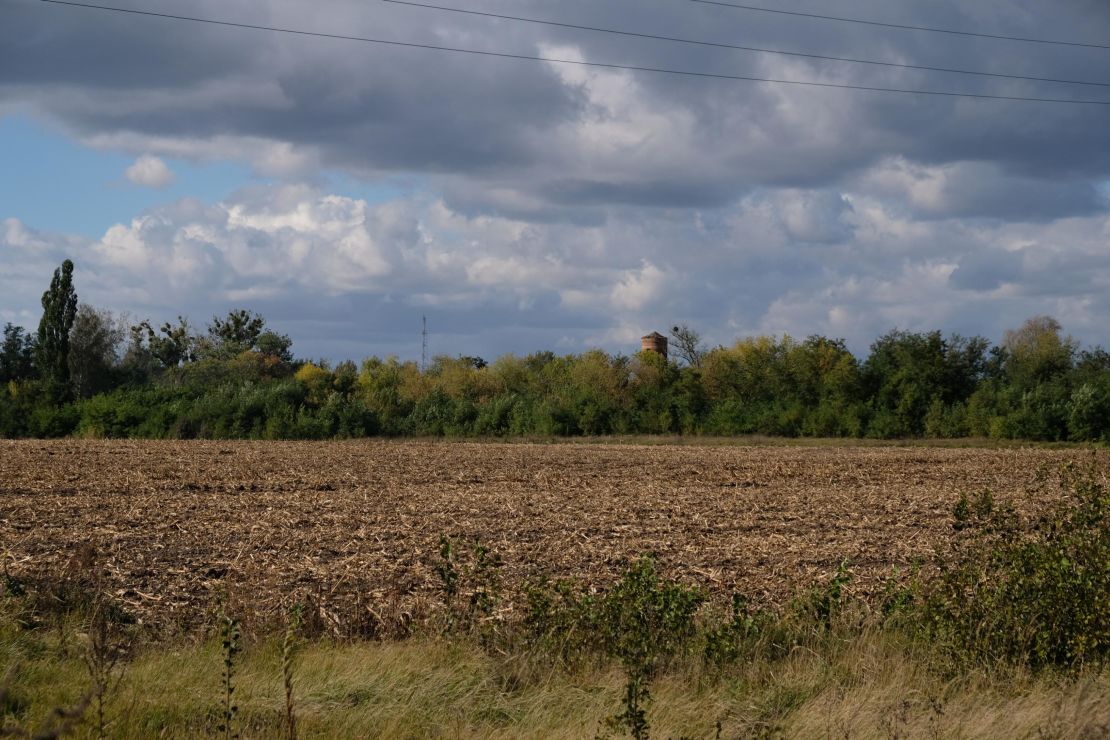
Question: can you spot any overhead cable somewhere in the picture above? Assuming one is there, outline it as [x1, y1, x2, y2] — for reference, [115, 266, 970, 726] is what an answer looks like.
[690, 0, 1110, 51]
[383, 0, 1110, 88]
[34, 0, 1110, 106]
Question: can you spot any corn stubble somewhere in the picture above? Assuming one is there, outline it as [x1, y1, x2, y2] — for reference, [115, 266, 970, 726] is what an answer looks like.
[0, 439, 1095, 635]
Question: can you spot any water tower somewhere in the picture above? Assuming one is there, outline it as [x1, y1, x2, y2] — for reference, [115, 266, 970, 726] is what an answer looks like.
[641, 331, 668, 359]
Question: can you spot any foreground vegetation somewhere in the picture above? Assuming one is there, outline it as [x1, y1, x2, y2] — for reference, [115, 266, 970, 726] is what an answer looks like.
[3, 463, 1107, 738]
[4, 260, 1110, 442]
[4, 624, 1108, 738]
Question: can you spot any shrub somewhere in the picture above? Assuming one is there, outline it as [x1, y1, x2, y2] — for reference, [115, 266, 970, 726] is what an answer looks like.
[523, 557, 704, 740]
[294, 362, 332, 406]
[920, 462, 1110, 670]
[1000, 385, 1071, 441]
[27, 403, 80, 438]
[802, 400, 864, 438]
[473, 393, 517, 436]
[524, 557, 705, 672]
[410, 389, 456, 436]
[434, 535, 503, 639]
[0, 388, 28, 437]
[78, 388, 188, 438]
[924, 399, 970, 438]
[702, 594, 775, 668]
[703, 398, 753, 436]
[530, 398, 576, 437]
[1068, 382, 1110, 442]
[866, 408, 912, 440]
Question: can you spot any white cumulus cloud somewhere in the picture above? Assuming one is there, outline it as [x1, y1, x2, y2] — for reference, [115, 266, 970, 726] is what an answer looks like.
[124, 155, 175, 188]
[4, 178, 1110, 362]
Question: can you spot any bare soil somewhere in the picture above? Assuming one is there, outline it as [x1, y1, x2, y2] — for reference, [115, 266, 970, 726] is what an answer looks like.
[0, 440, 1096, 635]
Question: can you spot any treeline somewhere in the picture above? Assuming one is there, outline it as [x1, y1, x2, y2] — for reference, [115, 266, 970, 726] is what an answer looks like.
[3, 260, 1110, 441]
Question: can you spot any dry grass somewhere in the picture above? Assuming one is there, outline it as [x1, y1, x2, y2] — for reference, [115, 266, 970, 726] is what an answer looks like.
[1, 440, 1101, 634]
[4, 622, 1108, 739]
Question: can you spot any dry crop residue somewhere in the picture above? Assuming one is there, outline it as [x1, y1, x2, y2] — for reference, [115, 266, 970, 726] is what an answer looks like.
[0, 440, 1093, 634]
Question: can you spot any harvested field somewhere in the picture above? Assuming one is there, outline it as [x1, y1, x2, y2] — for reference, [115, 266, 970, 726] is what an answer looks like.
[0, 440, 1100, 635]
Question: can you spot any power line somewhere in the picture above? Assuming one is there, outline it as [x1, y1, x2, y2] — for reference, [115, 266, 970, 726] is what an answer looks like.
[690, 0, 1110, 51]
[34, 0, 1110, 106]
[384, 0, 1110, 89]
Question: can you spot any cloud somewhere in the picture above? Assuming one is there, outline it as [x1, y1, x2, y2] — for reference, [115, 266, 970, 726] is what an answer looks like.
[857, 159, 1104, 222]
[124, 154, 175, 188]
[3, 183, 1110, 361]
[610, 261, 666, 311]
[773, 189, 854, 243]
[2, 0, 1110, 358]
[3, 0, 1108, 216]
[949, 247, 1024, 291]
[87, 184, 399, 302]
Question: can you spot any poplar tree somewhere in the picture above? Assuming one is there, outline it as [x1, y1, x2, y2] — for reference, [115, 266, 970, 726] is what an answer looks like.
[35, 259, 78, 400]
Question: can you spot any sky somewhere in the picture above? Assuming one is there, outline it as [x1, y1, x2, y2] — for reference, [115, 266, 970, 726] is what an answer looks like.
[2, 0, 1110, 362]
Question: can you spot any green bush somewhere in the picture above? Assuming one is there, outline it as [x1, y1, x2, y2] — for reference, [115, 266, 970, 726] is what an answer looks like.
[1068, 382, 1110, 442]
[530, 398, 576, 436]
[0, 390, 27, 437]
[78, 388, 189, 438]
[921, 462, 1110, 670]
[410, 389, 456, 436]
[702, 594, 776, 668]
[524, 557, 705, 673]
[703, 398, 754, 436]
[523, 557, 705, 739]
[27, 403, 79, 438]
[924, 399, 970, 438]
[316, 393, 378, 438]
[69, 379, 377, 441]
[802, 400, 864, 438]
[473, 393, 518, 436]
[999, 385, 1071, 441]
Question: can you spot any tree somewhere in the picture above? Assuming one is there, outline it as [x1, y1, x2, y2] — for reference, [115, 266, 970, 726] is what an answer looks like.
[1002, 316, 1076, 387]
[0, 323, 35, 384]
[992, 317, 1077, 441]
[459, 355, 488, 370]
[862, 330, 989, 438]
[256, 330, 293, 364]
[783, 335, 861, 405]
[68, 305, 125, 398]
[195, 309, 296, 363]
[142, 316, 196, 368]
[208, 309, 266, 355]
[119, 318, 194, 383]
[669, 325, 705, 368]
[35, 259, 78, 400]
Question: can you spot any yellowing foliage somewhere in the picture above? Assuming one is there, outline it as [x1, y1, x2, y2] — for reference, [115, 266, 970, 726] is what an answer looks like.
[295, 362, 332, 405]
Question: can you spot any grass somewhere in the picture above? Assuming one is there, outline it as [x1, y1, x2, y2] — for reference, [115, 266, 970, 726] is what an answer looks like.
[552, 435, 1102, 450]
[4, 620, 1109, 739]
[394, 434, 1102, 450]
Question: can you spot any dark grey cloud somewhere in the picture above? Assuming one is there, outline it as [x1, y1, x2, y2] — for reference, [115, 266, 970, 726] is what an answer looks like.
[934, 173, 1101, 222]
[950, 248, 1024, 291]
[4, 0, 1109, 217]
[855, 160, 1107, 222]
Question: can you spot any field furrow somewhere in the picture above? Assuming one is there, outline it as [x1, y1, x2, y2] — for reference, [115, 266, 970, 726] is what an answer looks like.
[0, 440, 1093, 634]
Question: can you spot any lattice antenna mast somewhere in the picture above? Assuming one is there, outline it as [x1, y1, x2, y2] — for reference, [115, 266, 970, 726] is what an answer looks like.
[421, 315, 428, 372]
